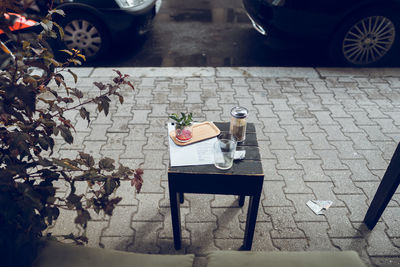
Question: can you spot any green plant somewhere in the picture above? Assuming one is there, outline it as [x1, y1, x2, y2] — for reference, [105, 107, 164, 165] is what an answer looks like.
[169, 112, 193, 129]
[0, 1, 143, 267]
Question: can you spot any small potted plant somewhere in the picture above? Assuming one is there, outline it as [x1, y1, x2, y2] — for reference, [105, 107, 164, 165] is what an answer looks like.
[169, 112, 194, 142]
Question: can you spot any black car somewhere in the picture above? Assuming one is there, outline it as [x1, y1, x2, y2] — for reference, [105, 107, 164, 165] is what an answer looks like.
[46, 0, 161, 61]
[243, 0, 400, 67]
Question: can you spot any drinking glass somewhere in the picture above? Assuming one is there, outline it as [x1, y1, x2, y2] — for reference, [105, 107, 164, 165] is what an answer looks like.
[214, 133, 237, 170]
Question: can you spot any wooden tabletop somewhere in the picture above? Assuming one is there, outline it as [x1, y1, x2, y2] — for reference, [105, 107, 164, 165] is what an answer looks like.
[168, 122, 263, 176]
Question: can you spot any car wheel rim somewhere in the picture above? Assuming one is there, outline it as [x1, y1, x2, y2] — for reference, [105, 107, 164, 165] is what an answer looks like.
[342, 16, 395, 65]
[64, 19, 102, 58]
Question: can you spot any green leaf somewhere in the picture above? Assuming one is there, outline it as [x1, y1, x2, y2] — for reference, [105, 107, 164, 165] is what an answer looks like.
[68, 69, 78, 84]
[79, 152, 95, 168]
[99, 158, 115, 172]
[104, 178, 117, 195]
[58, 125, 73, 144]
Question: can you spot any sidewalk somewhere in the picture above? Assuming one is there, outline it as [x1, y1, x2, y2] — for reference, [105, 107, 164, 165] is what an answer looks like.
[49, 67, 400, 267]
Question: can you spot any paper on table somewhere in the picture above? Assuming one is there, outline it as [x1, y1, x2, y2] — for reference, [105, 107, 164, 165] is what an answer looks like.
[168, 123, 217, 167]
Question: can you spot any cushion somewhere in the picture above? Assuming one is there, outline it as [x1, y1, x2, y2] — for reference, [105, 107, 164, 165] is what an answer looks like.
[206, 250, 366, 267]
[33, 241, 194, 267]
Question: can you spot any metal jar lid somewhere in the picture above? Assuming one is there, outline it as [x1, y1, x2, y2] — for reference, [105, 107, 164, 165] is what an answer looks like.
[230, 106, 248, 118]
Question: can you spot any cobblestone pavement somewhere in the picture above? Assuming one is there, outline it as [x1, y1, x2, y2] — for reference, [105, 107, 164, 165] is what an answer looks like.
[48, 67, 400, 267]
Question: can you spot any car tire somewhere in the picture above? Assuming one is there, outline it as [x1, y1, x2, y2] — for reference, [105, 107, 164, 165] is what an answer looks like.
[329, 8, 400, 67]
[56, 12, 110, 62]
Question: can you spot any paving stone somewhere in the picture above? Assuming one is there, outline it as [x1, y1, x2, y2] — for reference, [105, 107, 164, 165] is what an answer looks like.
[254, 104, 278, 118]
[307, 133, 334, 149]
[141, 150, 166, 170]
[273, 150, 302, 170]
[264, 207, 306, 238]
[306, 98, 325, 110]
[279, 170, 312, 194]
[245, 222, 277, 251]
[361, 106, 389, 119]
[103, 206, 136, 236]
[326, 170, 364, 194]
[348, 111, 378, 126]
[125, 125, 148, 141]
[370, 257, 400, 267]
[203, 110, 222, 121]
[100, 236, 133, 251]
[271, 99, 291, 111]
[331, 238, 373, 267]
[128, 110, 151, 125]
[360, 125, 392, 141]
[272, 238, 308, 251]
[48, 209, 82, 236]
[133, 193, 163, 221]
[185, 195, 216, 222]
[121, 140, 146, 159]
[382, 207, 400, 238]
[86, 221, 109, 247]
[238, 201, 271, 222]
[365, 223, 400, 256]
[298, 160, 330, 182]
[262, 159, 285, 181]
[262, 181, 292, 207]
[283, 125, 309, 141]
[214, 239, 245, 251]
[186, 222, 219, 254]
[336, 118, 362, 133]
[211, 195, 237, 207]
[319, 125, 350, 141]
[108, 117, 130, 133]
[355, 181, 398, 207]
[258, 141, 275, 159]
[83, 140, 105, 160]
[314, 150, 348, 170]
[331, 141, 363, 159]
[127, 221, 163, 253]
[312, 111, 337, 125]
[373, 118, 400, 133]
[337, 194, 369, 222]
[158, 207, 190, 239]
[326, 105, 351, 118]
[297, 222, 336, 250]
[324, 207, 361, 237]
[219, 91, 237, 104]
[269, 133, 292, 149]
[306, 182, 345, 207]
[342, 160, 380, 181]
[102, 132, 127, 150]
[259, 118, 285, 132]
[345, 132, 378, 149]
[250, 91, 269, 104]
[358, 149, 388, 170]
[290, 141, 320, 160]
[213, 208, 244, 239]
[139, 170, 165, 193]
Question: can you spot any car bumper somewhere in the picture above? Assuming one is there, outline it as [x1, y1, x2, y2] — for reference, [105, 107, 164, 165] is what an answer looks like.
[101, 0, 161, 38]
[242, 0, 338, 42]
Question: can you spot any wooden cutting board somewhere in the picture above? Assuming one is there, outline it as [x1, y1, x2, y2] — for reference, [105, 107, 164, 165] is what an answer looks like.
[169, 121, 221, 146]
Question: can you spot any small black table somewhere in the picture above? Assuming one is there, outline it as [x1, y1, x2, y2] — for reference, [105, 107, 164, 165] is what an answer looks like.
[168, 122, 264, 250]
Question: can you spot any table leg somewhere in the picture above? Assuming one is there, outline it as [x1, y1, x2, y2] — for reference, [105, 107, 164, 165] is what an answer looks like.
[239, 195, 245, 207]
[241, 192, 261, 250]
[169, 189, 182, 250]
[364, 143, 400, 230]
[179, 192, 184, 204]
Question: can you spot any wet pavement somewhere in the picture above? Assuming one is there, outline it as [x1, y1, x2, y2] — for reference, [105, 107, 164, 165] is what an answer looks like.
[91, 0, 332, 67]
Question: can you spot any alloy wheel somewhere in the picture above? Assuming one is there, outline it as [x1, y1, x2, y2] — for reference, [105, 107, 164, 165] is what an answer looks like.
[342, 16, 395, 65]
[64, 19, 102, 58]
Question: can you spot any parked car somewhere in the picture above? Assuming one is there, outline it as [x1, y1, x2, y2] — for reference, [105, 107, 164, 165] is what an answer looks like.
[242, 0, 400, 67]
[46, 0, 162, 61]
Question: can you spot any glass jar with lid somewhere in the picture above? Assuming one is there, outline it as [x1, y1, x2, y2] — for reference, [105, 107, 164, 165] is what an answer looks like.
[229, 106, 248, 142]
